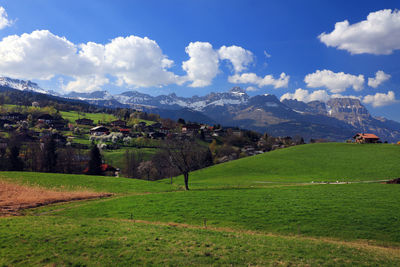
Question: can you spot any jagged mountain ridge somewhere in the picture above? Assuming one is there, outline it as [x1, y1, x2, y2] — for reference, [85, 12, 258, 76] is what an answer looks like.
[1, 76, 400, 142]
[65, 87, 400, 142]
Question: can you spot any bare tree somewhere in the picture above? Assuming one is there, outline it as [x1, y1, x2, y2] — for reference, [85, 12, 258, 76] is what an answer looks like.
[163, 140, 213, 190]
[138, 161, 156, 181]
[123, 149, 143, 178]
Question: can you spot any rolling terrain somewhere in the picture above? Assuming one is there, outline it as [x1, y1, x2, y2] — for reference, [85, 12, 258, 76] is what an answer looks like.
[1, 143, 400, 265]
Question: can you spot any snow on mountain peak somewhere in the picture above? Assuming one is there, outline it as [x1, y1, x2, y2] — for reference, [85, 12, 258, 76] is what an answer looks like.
[0, 77, 48, 94]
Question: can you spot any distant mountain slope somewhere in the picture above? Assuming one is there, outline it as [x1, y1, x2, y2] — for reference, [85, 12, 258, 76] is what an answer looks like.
[2, 76, 400, 141]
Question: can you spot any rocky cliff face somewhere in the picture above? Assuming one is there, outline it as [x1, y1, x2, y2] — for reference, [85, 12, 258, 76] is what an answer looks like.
[327, 98, 371, 128]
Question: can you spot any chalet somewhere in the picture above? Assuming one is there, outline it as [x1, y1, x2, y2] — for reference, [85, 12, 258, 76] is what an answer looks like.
[111, 120, 127, 127]
[32, 101, 40, 107]
[119, 128, 131, 136]
[37, 114, 54, 124]
[150, 122, 162, 129]
[159, 127, 171, 134]
[76, 118, 94, 126]
[90, 126, 110, 136]
[2, 112, 26, 122]
[353, 133, 380, 144]
[83, 164, 118, 176]
[181, 124, 200, 134]
[50, 121, 67, 131]
[148, 131, 166, 139]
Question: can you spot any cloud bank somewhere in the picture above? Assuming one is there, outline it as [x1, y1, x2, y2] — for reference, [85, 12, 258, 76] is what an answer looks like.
[319, 9, 400, 55]
[304, 69, 364, 93]
[228, 72, 289, 89]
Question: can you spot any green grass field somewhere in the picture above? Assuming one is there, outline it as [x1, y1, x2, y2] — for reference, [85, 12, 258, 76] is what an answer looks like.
[169, 143, 400, 188]
[1, 143, 400, 265]
[60, 110, 117, 124]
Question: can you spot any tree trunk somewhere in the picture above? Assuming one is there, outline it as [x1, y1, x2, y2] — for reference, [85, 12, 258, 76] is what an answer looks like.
[183, 172, 189, 190]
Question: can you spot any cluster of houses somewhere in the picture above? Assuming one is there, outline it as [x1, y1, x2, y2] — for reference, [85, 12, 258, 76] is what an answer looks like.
[87, 119, 239, 142]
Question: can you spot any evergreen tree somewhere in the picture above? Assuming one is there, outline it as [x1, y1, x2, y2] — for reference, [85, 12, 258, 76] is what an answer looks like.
[87, 145, 103, 175]
[7, 144, 23, 171]
[41, 135, 58, 172]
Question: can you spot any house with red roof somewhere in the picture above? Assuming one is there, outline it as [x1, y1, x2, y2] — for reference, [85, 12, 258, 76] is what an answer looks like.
[353, 133, 380, 144]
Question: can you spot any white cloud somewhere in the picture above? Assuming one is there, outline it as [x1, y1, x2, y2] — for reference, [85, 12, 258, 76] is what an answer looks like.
[0, 6, 12, 30]
[280, 88, 331, 103]
[0, 30, 179, 92]
[304, 69, 364, 93]
[319, 9, 400, 55]
[368, 70, 391, 88]
[245, 86, 258, 92]
[228, 72, 289, 89]
[218, 45, 253, 73]
[362, 91, 397, 107]
[63, 75, 109, 93]
[182, 42, 219, 87]
[263, 50, 271, 58]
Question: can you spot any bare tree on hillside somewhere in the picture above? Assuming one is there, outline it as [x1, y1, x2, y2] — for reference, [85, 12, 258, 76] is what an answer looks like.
[163, 140, 213, 190]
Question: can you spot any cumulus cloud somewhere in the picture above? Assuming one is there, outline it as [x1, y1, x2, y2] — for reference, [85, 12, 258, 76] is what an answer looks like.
[181, 42, 219, 87]
[304, 69, 364, 93]
[280, 88, 331, 103]
[0, 30, 179, 92]
[362, 91, 397, 107]
[228, 72, 289, 89]
[218, 45, 253, 73]
[0, 6, 12, 29]
[368, 70, 391, 88]
[319, 9, 400, 55]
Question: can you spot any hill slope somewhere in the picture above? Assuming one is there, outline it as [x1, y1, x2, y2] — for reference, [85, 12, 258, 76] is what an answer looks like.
[181, 143, 400, 187]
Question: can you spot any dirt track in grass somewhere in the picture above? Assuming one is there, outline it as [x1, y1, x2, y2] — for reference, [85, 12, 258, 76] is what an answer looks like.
[0, 181, 112, 216]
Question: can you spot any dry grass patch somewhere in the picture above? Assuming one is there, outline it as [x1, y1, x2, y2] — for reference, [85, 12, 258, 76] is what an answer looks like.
[0, 181, 111, 215]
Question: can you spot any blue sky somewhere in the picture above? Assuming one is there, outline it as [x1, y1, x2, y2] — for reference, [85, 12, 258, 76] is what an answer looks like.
[1, 0, 400, 120]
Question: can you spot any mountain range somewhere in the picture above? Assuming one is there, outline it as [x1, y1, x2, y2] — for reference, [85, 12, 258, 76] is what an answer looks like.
[2, 77, 400, 142]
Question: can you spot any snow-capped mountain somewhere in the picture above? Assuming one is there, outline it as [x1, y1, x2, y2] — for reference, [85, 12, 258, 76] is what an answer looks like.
[2, 75, 400, 142]
[108, 86, 249, 111]
[0, 77, 49, 94]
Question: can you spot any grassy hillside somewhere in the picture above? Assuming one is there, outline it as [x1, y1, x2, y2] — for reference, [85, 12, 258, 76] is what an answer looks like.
[0, 172, 177, 194]
[2, 143, 400, 265]
[174, 143, 400, 188]
[59, 110, 117, 124]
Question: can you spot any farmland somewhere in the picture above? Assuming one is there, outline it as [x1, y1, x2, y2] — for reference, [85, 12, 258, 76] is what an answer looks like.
[1, 143, 400, 265]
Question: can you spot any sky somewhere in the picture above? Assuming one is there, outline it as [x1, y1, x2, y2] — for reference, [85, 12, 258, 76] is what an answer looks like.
[0, 0, 400, 120]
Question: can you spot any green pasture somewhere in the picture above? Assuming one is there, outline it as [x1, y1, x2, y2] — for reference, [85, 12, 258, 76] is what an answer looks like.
[170, 143, 400, 188]
[59, 111, 116, 124]
[1, 142, 400, 265]
[1, 216, 398, 266]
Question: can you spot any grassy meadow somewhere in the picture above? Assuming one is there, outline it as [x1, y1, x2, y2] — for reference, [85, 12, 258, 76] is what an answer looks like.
[1, 143, 400, 265]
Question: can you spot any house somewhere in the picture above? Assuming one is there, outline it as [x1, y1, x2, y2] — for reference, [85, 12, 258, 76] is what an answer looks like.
[90, 126, 110, 136]
[353, 133, 380, 144]
[148, 131, 166, 139]
[32, 101, 40, 107]
[2, 112, 26, 122]
[150, 122, 162, 129]
[119, 128, 131, 136]
[37, 114, 54, 124]
[76, 118, 94, 126]
[111, 119, 127, 127]
[83, 164, 118, 176]
[159, 127, 171, 134]
[181, 124, 200, 134]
